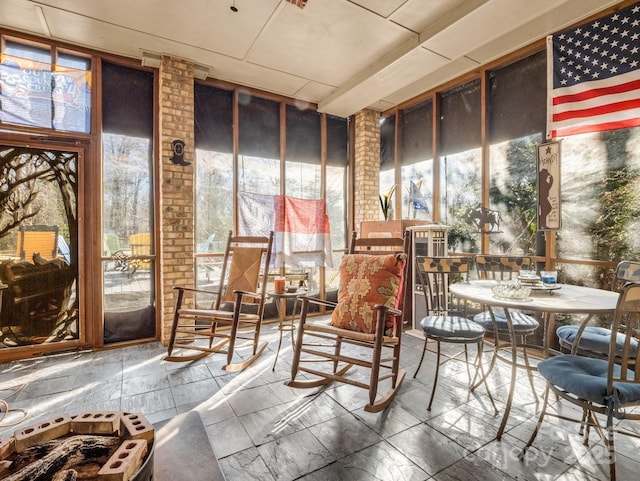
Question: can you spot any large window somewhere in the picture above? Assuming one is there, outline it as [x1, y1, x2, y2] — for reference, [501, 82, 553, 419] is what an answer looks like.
[401, 100, 433, 221]
[0, 38, 91, 133]
[194, 85, 349, 297]
[286, 105, 321, 199]
[488, 51, 546, 256]
[194, 83, 233, 271]
[101, 61, 155, 344]
[557, 127, 640, 287]
[239, 94, 281, 197]
[325, 115, 349, 292]
[439, 79, 482, 253]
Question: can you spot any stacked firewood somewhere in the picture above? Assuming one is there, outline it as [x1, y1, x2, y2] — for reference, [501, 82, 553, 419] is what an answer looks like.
[0, 412, 154, 481]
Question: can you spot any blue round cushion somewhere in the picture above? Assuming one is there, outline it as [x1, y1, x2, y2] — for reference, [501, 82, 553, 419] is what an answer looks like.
[420, 315, 485, 342]
[556, 325, 638, 357]
[538, 354, 640, 405]
[473, 309, 539, 333]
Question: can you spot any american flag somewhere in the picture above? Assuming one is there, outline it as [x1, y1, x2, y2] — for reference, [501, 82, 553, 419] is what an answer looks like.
[547, 2, 640, 138]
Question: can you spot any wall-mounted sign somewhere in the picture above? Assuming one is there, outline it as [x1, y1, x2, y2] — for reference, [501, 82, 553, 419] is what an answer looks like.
[537, 141, 561, 230]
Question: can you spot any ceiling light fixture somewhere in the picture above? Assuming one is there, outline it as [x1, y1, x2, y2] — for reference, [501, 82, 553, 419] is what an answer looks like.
[286, 0, 308, 8]
[230, 1, 238, 12]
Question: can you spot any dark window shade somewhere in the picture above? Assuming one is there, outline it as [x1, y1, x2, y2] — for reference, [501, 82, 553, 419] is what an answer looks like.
[402, 100, 433, 165]
[238, 93, 280, 159]
[194, 83, 233, 153]
[102, 61, 153, 138]
[380, 114, 395, 169]
[440, 79, 481, 156]
[326, 115, 348, 167]
[490, 50, 546, 143]
[286, 105, 320, 164]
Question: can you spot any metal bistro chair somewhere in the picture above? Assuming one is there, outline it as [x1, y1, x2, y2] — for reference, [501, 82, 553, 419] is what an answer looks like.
[286, 231, 409, 413]
[472, 256, 540, 419]
[165, 231, 273, 371]
[520, 282, 640, 481]
[557, 260, 640, 359]
[413, 256, 497, 413]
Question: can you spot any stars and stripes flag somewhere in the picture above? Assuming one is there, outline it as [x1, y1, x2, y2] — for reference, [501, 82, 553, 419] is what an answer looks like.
[547, 2, 640, 139]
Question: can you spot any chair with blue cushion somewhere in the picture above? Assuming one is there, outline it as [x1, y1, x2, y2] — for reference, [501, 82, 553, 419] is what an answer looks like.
[520, 283, 640, 481]
[413, 256, 497, 413]
[473, 256, 540, 389]
[557, 260, 640, 359]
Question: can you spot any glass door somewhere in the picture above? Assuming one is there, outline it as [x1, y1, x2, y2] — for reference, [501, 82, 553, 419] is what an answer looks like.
[0, 143, 81, 353]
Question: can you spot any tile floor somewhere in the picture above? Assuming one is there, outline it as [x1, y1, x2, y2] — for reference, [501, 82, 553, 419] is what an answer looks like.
[1, 317, 639, 481]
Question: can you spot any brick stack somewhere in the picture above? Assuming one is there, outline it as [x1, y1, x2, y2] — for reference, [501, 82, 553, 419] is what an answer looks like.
[159, 56, 196, 344]
[353, 109, 381, 230]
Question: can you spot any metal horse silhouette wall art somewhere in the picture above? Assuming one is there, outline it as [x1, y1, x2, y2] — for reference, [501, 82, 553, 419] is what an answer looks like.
[464, 205, 503, 234]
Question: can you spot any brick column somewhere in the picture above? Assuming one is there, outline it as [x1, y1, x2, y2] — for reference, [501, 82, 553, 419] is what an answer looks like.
[353, 109, 381, 233]
[159, 56, 195, 345]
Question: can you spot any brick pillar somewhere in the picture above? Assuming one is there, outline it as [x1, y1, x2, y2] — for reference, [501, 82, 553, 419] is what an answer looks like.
[159, 56, 195, 345]
[353, 109, 381, 233]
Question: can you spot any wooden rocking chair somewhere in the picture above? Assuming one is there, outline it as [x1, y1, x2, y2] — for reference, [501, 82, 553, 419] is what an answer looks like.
[286, 231, 409, 412]
[165, 231, 273, 371]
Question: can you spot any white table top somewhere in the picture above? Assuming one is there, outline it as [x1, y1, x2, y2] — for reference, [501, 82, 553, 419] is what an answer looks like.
[449, 280, 618, 315]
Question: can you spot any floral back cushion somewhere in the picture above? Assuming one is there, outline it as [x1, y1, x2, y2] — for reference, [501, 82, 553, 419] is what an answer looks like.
[330, 253, 406, 335]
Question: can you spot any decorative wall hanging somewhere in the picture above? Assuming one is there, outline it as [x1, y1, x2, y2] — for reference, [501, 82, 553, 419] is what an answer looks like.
[408, 180, 429, 219]
[464, 205, 502, 234]
[537, 141, 561, 230]
[170, 139, 190, 166]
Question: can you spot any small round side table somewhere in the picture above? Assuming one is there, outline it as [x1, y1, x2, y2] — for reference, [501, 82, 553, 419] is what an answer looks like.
[267, 289, 306, 371]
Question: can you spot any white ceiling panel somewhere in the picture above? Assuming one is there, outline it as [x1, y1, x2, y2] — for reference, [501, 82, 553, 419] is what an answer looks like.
[320, 46, 451, 117]
[291, 81, 337, 105]
[246, 0, 415, 85]
[347, 0, 408, 18]
[0, 0, 628, 118]
[0, 0, 48, 37]
[380, 56, 481, 106]
[390, 0, 482, 33]
[35, 0, 281, 60]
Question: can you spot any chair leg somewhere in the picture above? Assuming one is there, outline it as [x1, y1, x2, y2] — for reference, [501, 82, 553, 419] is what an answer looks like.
[413, 337, 429, 378]
[472, 337, 499, 391]
[333, 336, 343, 374]
[463, 345, 471, 380]
[224, 299, 243, 369]
[519, 384, 550, 459]
[607, 415, 617, 481]
[520, 339, 538, 402]
[427, 340, 441, 411]
[166, 288, 185, 357]
[496, 339, 519, 440]
[473, 341, 498, 414]
[289, 304, 308, 382]
[368, 336, 383, 408]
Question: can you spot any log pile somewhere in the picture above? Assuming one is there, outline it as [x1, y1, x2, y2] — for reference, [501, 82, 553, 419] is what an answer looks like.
[0, 412, 154, 481]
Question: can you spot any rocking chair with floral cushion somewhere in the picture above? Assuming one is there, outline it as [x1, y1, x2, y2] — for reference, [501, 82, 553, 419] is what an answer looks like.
[286, 231, 409, 412]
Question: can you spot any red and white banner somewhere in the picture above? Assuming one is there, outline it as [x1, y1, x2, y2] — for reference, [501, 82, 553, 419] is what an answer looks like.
[238, 193, 332, 268]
